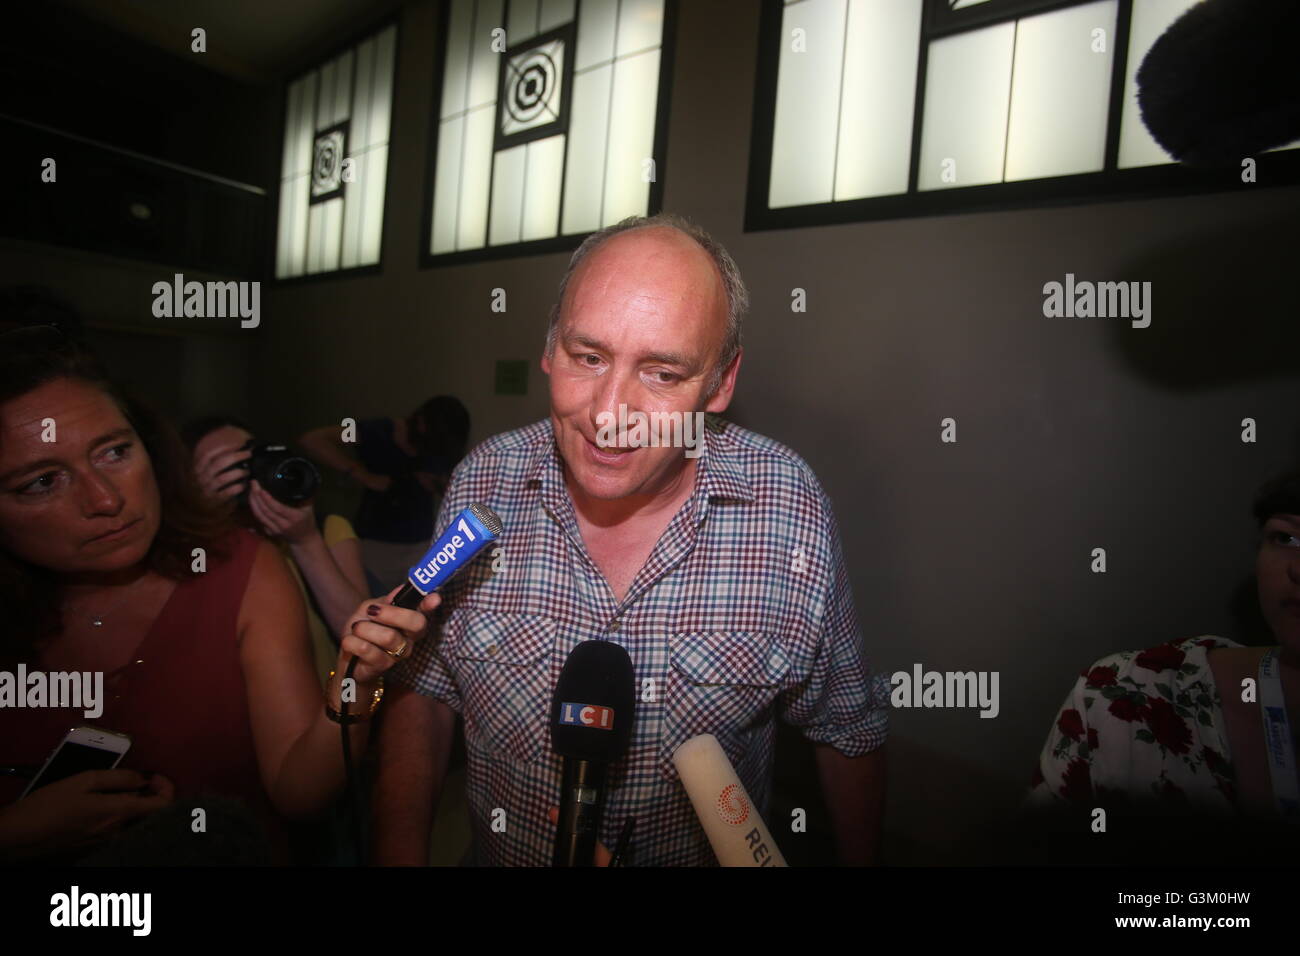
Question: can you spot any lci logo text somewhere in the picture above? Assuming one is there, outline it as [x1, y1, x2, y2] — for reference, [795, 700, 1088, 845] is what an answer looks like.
[557, 702, 614, 730]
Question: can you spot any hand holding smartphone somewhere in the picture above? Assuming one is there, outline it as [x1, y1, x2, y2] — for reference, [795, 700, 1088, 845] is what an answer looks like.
[21, 725, 132, 797]
[0, 728, 173, 862]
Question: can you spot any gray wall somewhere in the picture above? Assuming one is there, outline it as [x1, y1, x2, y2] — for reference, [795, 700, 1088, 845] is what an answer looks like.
[0, 239, 254, 425]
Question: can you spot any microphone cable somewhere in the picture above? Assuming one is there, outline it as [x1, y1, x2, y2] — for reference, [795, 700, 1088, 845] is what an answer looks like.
[338, 582, 421, 866]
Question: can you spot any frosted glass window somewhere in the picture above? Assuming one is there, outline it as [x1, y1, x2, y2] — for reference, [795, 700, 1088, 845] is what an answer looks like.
[574, 0, 617, 71]
[458, 108, 495, 249]
[834, 0, 923, 201]
[318, 198, 343, 272]
[429, 0, 668, 258]
[1004, 0, 1116, 182]
[358, 146, 388, 264]
[275, 23, 396, 279]
[509, 0, 540, 44]
[489, 145, 527, 245]
[367, 29, 396, 149]
[469, 0, 506, 108]
[769, 0, 847, 208]
[617, 0, 665, 56]
[539, 0, 576, 33]
[440, 0, 474, 118]
[755, 0, 1300, 226]
[603, 48, 660, 222]
[1117, 0, 1200, 169]
[450, 135, 562, 249]
[429, 116, 464, 255]
[561, 64, 612, 234]
[918, 23, 1015, 190]
[522, 135, 566, 240]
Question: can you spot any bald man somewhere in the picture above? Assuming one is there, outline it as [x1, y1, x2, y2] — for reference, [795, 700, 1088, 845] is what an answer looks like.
[373, 213, 889, 866]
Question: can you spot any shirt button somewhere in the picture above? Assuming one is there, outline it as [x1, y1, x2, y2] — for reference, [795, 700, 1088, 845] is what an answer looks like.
[608, 620, 620, 632]
[487, 644, 499, 655]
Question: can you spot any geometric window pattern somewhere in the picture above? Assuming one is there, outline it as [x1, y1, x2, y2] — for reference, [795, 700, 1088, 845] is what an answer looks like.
[498, 32, 570, 142]
[275, 24, 396, 278]
[429, 0, 666, 257]
[764, 0, 1295, 211]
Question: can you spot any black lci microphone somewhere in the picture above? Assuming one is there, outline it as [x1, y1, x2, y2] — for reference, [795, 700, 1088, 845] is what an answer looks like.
[550, 640, 635, 867]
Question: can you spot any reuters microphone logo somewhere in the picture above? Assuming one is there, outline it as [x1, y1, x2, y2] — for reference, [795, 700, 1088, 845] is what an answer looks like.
[715, 784, 750, 826]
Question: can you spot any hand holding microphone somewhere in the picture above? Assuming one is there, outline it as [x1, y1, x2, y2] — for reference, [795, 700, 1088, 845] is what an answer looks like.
[333, 587, 439, 686]
[334, 503, 503, 709]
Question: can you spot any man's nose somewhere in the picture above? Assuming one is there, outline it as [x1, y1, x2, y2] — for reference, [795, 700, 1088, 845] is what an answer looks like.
[80, 468, 124, 516]
[591, 366, 641, 426]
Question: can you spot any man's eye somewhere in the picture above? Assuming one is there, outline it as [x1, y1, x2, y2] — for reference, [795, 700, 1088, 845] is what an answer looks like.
[652, 371, 679, 384]
[1269, 531, 1300, 547]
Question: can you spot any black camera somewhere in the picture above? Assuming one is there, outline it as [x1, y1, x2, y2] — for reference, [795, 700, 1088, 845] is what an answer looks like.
[232, 440, 321, 505]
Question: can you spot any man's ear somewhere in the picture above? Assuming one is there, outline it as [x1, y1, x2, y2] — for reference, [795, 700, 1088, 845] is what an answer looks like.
[705, 348, 742, 414]
[541, 307, 560, 376]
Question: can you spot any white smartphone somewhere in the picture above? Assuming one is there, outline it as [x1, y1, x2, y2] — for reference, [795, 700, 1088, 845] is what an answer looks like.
[21, 725, 132, 798]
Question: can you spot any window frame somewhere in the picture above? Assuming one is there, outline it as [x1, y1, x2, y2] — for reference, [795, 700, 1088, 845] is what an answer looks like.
[744, 0, 1300, 233]
[268, 15, 402, 286]
[419, 0, 679, 269]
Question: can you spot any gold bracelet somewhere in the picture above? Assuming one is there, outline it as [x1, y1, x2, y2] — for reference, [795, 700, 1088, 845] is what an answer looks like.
[324, 670, 385, 724]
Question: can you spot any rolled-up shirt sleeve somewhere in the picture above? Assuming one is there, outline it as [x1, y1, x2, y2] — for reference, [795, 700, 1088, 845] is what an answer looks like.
[778, 491, 890, 756]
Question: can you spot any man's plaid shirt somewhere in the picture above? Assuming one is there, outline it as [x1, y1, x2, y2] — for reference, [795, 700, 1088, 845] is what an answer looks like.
[391, 416, 890, 866]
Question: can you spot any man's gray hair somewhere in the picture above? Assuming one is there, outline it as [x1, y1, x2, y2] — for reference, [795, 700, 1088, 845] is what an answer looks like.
[544, 213, 747, 396]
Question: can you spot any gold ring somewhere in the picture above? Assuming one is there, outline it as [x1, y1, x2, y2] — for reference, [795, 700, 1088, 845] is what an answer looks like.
[385, 640, 409, 661]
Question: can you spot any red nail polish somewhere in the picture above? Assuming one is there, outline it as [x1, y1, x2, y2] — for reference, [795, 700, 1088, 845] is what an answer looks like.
[366, 604, 381, 617]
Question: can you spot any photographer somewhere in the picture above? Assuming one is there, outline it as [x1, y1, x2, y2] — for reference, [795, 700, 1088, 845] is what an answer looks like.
[184, 418, 367, 681]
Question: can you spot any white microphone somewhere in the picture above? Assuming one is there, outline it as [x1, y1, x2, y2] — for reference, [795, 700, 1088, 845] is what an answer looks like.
[672, 734, 787, 867]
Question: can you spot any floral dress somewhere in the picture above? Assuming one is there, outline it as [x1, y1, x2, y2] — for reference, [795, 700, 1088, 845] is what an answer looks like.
[1027, 635, 1240, 813]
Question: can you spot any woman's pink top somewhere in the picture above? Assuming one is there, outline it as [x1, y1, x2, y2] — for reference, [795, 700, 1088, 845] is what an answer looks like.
[2, 529, 289, 859]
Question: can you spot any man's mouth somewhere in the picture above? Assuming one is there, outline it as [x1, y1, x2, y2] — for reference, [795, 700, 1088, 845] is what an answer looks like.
[586, 434, 634, 453]
[583, 434, 637, 463]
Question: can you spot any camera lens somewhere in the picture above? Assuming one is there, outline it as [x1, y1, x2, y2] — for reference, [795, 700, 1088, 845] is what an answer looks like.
[270, 457, 320, 502]
[247, 443, 321, 504]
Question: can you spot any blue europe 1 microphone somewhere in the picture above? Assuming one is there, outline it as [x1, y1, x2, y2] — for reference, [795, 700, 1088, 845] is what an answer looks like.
[390, 503, 503, 609]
